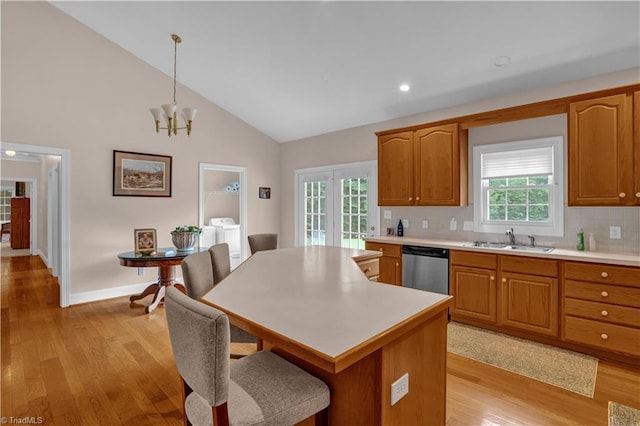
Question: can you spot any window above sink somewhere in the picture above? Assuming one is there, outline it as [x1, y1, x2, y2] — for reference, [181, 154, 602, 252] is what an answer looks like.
[472, 136, 565, 237]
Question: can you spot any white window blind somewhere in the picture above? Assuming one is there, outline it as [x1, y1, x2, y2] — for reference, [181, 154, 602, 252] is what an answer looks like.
[481, 146, 553, 179]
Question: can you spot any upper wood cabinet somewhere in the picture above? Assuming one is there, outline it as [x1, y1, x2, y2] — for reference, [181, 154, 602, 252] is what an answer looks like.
[568, 93, 636, 206]
[378, 124, 468, 206]
[414, 124, 468, 206]
[635, 91, 640, 204]
[378, 131, 414, 205]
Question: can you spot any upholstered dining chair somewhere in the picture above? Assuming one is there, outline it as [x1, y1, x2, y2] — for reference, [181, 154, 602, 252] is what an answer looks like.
[181, 247, 257, 358]
[248, 233, 278, 255]
[164, 286, 330, 426]
[208, 243, 259, 350]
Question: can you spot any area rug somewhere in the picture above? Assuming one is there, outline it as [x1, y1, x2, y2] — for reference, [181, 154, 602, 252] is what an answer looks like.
[447, 322, 598, 398]
[609, 402, 640, 426]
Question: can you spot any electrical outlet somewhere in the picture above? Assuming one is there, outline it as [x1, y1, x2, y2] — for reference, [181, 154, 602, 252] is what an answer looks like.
[391, 373, 409, 406]
[422, 219, 429, 229]
[449, 218, 457, 231]
[402, 219, 409, 228]
[609, 226, 622, 239]
[463, 221, 474, 231]
[384, 210, 392, 219]
[137, 267, 144, 276]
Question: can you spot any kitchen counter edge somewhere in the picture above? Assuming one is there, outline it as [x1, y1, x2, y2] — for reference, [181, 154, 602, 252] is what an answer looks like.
[365, 236, 640, 268]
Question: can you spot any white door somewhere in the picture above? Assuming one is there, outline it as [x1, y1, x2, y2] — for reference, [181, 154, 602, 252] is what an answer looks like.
[296, 162, 378, 249]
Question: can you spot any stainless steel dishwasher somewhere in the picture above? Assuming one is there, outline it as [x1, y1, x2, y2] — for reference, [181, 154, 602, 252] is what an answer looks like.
[401, 245, 449, 295]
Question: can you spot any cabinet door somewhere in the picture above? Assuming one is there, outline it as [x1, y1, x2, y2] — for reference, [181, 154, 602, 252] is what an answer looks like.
[500, 272, 558, 337]
[450, 265, 497, 323]
[635, 91, 640, 204]
[379, 256, 402, 285]
[569, 94, 634, 206]
[413, 124, 467, 206]
[378, 131, 414, 206]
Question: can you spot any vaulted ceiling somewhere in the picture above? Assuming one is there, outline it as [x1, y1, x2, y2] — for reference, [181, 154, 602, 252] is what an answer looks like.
[51, 1, 640, 142]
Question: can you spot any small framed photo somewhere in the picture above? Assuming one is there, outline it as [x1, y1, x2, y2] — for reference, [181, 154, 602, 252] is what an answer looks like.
[259, 187, 271, 199]
[134, 228, 157, 255]
[113, 150, 172, 197]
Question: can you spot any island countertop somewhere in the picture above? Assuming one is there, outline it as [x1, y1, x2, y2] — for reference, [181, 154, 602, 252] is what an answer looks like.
[200, 245, 451, 373]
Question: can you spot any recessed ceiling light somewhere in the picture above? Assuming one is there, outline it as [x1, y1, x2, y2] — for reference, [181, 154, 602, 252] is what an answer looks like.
[5, 150, 16, 157]
[399, 84, 410, 92]
[493, 56, 511, 67]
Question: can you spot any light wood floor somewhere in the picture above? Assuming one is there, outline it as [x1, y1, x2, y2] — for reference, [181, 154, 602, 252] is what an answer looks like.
[2, 255, 639, 425]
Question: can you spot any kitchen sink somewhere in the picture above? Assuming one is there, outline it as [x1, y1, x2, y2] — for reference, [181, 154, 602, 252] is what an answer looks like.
[463, 241, 554, 253]
[506, 245, 555, 253]
[463, 241, 510, 249]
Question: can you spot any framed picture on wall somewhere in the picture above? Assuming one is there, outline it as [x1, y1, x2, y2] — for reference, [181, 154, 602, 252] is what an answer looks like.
[113, 150, 172, 197]
[134, 228, 157, 255]
[259, 187, 271, 199]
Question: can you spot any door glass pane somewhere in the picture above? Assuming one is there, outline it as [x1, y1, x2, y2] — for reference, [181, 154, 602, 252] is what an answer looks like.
[340, 178, 368, 249]
[0, 189, 13, 221]
[304, 181, 327, 246]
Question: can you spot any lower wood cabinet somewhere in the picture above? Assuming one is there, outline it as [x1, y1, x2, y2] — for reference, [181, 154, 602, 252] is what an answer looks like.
[450, 251, 497, 323]
[364, 242, 402, 285]
[562, 261, 640, 357]
[499, 256, 559, 337]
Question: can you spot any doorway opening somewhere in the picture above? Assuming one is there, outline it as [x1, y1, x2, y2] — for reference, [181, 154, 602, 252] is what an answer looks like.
[198, 163, 248, 266]
[1, 142, 70, 307]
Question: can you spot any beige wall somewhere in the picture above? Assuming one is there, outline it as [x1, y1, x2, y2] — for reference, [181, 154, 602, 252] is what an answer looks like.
[280, 68, 640, 252]
[1, 2, 281, 297]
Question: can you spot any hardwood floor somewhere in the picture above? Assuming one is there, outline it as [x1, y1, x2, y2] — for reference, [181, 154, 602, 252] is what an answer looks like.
[2, 255, 639, 425]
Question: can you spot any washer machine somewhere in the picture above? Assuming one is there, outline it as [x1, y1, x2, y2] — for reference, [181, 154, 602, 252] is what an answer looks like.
[207, 217, 242, 270]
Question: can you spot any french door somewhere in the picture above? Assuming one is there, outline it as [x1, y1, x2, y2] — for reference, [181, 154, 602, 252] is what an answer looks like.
[296, 162, 378, 249]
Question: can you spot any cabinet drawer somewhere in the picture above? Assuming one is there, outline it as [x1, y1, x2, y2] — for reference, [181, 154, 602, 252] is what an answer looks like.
[565, 262, 640, 287]
[565, 280, 640, 308]
[365, 242, 401, 258]
[501, 255, 558, 277]
[356, 258, 380, 280]
[451, 250, 497, 269]
[563, 316, 640, 357]
[565, 298, 640, 327]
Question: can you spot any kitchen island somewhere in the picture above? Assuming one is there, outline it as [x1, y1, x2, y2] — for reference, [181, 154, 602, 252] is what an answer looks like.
[200, 245, 452, 425]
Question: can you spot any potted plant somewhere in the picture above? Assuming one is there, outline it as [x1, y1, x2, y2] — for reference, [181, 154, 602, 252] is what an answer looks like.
[171, 225, 202, 252]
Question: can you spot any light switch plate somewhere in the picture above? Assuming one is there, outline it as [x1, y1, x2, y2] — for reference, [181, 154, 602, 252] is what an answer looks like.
[609, 226, 621, 239]
[422, 219, 429, 229]
[391, 373, 409, 406]
[402, 219, 409, 228]
[383, 210, 392, 219]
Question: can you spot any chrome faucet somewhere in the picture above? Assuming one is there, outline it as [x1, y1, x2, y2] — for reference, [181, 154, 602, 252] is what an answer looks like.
[506, 228, 515, 245]
[528, 235, 536, 247]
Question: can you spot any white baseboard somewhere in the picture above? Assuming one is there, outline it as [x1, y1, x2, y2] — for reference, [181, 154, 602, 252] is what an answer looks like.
[37, 250, 49, 268]
[69, 281, 156, 306]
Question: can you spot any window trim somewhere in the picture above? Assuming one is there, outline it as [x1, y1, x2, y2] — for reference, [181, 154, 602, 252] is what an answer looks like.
[473, 136, 564, 237]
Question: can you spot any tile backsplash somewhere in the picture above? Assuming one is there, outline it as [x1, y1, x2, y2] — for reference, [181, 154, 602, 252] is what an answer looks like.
[381, 205, 640, 255]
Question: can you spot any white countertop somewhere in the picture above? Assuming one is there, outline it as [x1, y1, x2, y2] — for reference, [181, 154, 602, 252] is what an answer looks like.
[200, 246, 450, 359]
[365, 236, 640, 267]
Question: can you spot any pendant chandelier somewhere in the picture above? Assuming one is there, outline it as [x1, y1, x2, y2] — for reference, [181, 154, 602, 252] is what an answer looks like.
[149, 34, 197, 137]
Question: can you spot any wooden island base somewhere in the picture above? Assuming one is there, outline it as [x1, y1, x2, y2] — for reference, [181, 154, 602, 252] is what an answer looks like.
[270, 308, 448, 425]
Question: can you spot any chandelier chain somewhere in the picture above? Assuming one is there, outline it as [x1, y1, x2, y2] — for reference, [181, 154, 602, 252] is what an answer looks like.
[173, 36, 177, 104]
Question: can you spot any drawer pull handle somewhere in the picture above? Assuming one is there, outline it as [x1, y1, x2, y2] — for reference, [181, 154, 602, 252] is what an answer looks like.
[601, 291, 609, 297]
[490, 276, 495, 281]
[379, 248, 383, 252]
[363, 268, 371, 274]
[600, 333, 609, 340]
[601, 310, 609, 317]
[619, 192, 626, 198]
[636, 192, 640, 198]
[601, 272, 609, 278]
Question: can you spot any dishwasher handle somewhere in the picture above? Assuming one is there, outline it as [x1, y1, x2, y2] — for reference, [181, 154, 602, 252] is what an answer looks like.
[402, 245, 449, 259]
